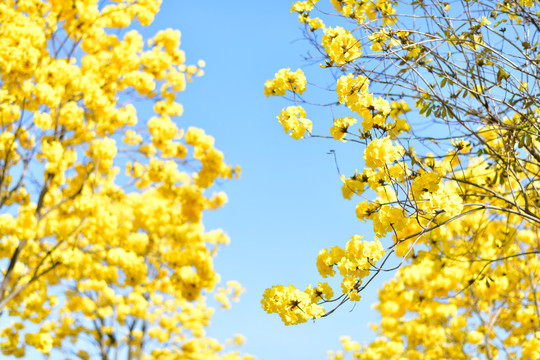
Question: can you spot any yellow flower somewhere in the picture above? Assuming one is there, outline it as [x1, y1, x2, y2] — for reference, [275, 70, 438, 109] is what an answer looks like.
[305, 282, 334, 303]
[291, 0, 319, 13]
[322, 27, 362, 66]
[264, 68, 307, 97]
[261, 284, 325, 325]
[411, 170, 441, 198]
[363, 137, 404, 168]
[341, 171, 367, 199]
[25, 332, 53, 354]
[330, 117, 357, 141]
[277, 106, 312, 139]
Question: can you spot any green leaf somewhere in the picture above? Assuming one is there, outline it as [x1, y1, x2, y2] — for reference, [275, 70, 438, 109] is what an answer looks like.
[447, 107, 456, 119]
[497, 68, 509, 83]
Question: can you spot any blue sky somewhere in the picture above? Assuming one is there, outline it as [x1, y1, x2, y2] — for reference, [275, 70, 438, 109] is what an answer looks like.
[144, 1, 394, 359]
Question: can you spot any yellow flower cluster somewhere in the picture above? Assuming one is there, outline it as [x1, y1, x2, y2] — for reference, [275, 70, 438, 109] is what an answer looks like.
[425, 188, 464, 218]
[24, 332, 53, 354]
[266, 3, 540, 360]
[388, 100, 411, 138]
[305, 282, 334, 303]
[328, 0, 396, 25]
[341, 171, 368, 200]
[363, 137, 404, 169]
[264, 68, 307, 97]
[262, 235, 385, 324]
[291, 0, 326, 31]
[337, 74, 370, 112]
[0, 1, 249, 359]
[372, 205, 410, 237]
[261, 284, 325, 325]
[264, 0, 480, 330]
[277, 106, 312, 139]
[411, 170, 441, 198]
[329, 206, 539, 359]
[368, 30, 386, 52]
[322, 26, 362, 66]
[215, 281, 245, 309]
[330, 117, 357, 141]
[291, 0, 319, 13]
[264, 69, 313, 140]
[317, 236, 385, 299]
[409, 169, 463, 217]
[336, 74, 396, 133]
[330, 0, 375, 21]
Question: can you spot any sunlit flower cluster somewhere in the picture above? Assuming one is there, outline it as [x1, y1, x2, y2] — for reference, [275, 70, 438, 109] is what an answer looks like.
[322, 26, 362, 66]
[330, 117, 357, 141]
[0, 1, 249, 359]
[363, 137, 404, 169]
[317, 236, 385, 299]
[277, 106, 312, 139]
[261, 284, 325, 325]
[264, 68, 307, 97]
[266, 2, 540, 360]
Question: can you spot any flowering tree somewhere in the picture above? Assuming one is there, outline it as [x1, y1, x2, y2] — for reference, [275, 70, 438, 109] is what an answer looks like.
[0, 1, 251, 359]
[263, 0, 540, 358]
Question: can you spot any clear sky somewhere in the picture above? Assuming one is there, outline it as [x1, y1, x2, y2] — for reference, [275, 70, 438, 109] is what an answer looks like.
[144, 1, 393, 359]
